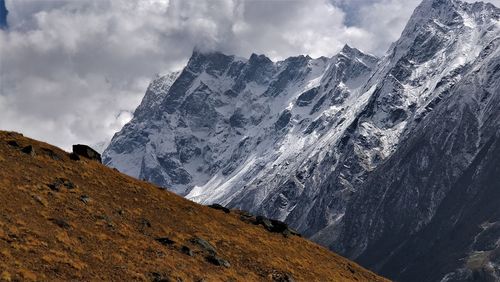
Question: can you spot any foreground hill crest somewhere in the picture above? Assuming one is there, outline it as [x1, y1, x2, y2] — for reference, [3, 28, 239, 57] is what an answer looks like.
[0, 131, 387, 281]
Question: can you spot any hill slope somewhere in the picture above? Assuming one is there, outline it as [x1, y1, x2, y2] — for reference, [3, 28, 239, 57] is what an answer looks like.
[0, 131, 387, 281]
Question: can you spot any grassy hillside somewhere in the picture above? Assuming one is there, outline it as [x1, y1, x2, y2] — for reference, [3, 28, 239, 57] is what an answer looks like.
[0, 131, 388, 281]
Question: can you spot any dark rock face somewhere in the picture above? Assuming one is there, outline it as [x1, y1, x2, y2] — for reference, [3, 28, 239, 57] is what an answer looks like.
[229, 110, 247, 128]
[296, 88, 319, 107]
[275, 110, 292, 130]
[69, 153, 81, 161]
[334, 45, 500, 281]
[72, 144, 102, 163]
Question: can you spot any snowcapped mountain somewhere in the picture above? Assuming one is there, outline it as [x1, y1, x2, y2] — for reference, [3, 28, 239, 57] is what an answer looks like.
[103, 0, 500, 280]
[104, 46, 378, 197]
[330, 0, 500, 280]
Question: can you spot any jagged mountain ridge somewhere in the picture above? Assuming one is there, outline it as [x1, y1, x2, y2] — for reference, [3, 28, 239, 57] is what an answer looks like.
[104, 0, 500, 280]
[104, 44, 379, 201]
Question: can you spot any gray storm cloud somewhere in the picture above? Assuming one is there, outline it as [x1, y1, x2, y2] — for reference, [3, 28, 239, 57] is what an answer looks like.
[0, 0, 498, 151]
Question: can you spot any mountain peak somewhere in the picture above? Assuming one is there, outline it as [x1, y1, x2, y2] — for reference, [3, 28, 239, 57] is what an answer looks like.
[186, 49, 241, 75]
[339, 44, 376, 59]
[417, 0, 459, 11]
[410, 0, 499, 27]
[340, 44, 355, 54]
[338, 44, 379, 68]
[410, 0, 460, 25]
[422, 0, 454, 6]
[387, 0, 500, 67]
[189, 48, 232, 62]
[249, 53, 273, 65]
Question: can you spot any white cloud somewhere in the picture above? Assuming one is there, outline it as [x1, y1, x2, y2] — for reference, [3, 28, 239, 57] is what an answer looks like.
[0, 0, 498, 151]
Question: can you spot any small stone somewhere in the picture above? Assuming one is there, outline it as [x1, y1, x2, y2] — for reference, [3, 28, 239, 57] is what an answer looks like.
[180, 245, 193, 256]
[149, 272, 170, 282]
[287, 227, 301, 237]
[80, 195, 91, 204]
[207, 203, 230, 213]
[156, 237, 175, 246]
[50, 218, 71, 229]
[206, 254, 230, 268]
[41, 148, 61, 161]
[97, 215, 115, 228]
[32, 194, 47, 207]
[190, 237, 217, 255]
[253, 216, 301, 237]
[347, 265, 356, 274]
[6, 140, 19, 148]
[21, 145, 35, 156]
[269, 219, 288, 233]
[270, 271, 295, 282]
[47, 178, 75, 191]
[237, 210, 257, 223]
[239, 210, 253, 218]
[47, 182, 60, 192]
[140, 218, 152, 228]
[256, 216, 274, 231]
[64, 180, 75, 189]
[282, 228, 291, 238]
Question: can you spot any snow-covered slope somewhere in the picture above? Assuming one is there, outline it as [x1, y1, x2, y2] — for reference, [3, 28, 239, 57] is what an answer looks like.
[336, 26, 500, 281]
[104, 46, 378, 197]
[319, 0, 500, 280]
[104, 0, 500, 280]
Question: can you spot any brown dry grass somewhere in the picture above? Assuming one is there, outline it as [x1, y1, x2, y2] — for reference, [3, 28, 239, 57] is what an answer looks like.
[0, 131, 389, 282]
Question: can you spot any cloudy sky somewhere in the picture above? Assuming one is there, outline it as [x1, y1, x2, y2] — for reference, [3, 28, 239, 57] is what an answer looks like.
[0, 0, 499, 151]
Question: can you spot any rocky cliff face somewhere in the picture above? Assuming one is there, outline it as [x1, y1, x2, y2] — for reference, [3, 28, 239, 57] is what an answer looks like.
[104, 45, 379, 199]
[336, 27, 500, 282]
[104, 0, 500, 280]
